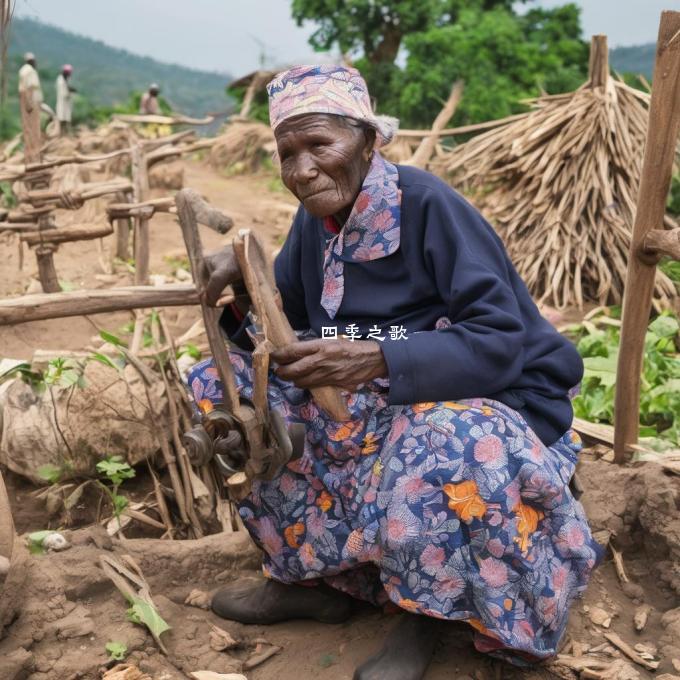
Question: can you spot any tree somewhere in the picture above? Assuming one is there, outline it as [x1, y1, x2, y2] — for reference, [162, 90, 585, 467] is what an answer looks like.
[292, 0, 438, 65]
[291, 0, 528, 66]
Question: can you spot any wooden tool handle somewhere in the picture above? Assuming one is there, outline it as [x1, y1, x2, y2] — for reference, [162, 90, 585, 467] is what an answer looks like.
[175, 189, 241, 413]
[233, 229, 350, 422]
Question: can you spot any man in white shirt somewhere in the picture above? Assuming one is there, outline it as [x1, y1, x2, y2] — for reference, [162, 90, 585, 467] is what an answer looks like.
[18, 52, 42, 108]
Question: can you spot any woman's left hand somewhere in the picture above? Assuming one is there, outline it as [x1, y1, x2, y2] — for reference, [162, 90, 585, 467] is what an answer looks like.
[271, 339, 388, 391]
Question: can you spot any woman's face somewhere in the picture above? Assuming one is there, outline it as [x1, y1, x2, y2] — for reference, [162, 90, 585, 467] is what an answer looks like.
[274, 114, 375, 220]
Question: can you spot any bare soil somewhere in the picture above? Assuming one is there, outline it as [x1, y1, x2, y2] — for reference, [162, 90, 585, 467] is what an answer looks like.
[2, 157, 679, 680]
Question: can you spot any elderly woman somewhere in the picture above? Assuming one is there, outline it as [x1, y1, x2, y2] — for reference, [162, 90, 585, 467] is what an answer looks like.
[190, 65, 601, 680]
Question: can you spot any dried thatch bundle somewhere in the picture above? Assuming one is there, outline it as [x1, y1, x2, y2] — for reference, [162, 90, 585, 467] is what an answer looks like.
[209, 119, 274, 172]
[438, 38, 676, 309]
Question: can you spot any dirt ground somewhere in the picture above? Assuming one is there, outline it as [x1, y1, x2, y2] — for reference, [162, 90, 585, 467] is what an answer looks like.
[2, 455, 680, 680]
[2, 156, 680, 680]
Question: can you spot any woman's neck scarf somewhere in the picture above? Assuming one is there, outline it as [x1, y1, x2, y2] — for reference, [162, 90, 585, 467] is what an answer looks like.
[320, 151, 401, 319]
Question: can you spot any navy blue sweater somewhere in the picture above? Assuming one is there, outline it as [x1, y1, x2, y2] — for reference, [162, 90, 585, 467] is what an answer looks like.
[225, 165, 583, 446]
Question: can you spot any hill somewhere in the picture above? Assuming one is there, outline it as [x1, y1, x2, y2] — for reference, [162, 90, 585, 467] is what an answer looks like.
[4, 17, 233, 119]
[610, 43, 655, 79]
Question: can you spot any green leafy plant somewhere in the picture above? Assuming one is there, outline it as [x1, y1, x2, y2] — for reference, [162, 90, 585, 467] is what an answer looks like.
[37, 463, 66, 485]
[0, 181, 17, 208]
[127, 597, 170, 635]
[570, 310, 680, 445]
[26, 530, 53, 555]
[96, 456, 135, 527]
[105, 641, 128, 661]
[177, 343, 202, 361]
[44, 358, 87, 390]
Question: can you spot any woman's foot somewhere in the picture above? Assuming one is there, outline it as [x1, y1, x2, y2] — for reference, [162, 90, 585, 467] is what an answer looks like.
[211, 578, 353, 624]
[353, 614, 442, 680]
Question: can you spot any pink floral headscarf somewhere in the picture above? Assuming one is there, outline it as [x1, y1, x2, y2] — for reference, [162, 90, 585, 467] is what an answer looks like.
[266, 64, 398, 148]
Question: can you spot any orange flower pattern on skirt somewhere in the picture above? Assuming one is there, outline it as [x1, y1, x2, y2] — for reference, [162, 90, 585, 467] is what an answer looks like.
[189, 352, 602, 666]
[443, 480, 488, 522]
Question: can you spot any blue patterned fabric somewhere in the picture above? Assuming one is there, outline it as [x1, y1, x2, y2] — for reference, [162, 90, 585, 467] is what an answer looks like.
[189, 352, 602, 665]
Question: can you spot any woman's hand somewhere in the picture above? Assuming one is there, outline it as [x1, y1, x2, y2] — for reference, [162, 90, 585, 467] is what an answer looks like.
[271, 339, 388, 391]
[202, 244, 243, 306]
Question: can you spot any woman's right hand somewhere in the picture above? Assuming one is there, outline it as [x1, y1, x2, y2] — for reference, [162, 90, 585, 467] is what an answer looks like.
[202, 243, 243, 306]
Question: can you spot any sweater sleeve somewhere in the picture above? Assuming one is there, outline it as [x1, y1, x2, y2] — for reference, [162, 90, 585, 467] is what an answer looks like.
[273, 207, 310, 331]
[380, 187, 526, 405]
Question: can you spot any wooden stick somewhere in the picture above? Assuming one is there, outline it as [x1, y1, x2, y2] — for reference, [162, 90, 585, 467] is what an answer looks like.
[614, 11, 680, 462]
[609, 544, 630, 583]
[107, 197, 175, 220]
[642, 227, 680, 261]
[233, 229, 350, 421]
[19, 89, 42, 165]
[145, 138, 216, 167]
[113, 113, 214, 126]
[20, 223, 113, 247]
[0, 284, 201, 325]
[0, 469, 15, 564]
[588, 35, 609, 88]
[407, 80, 463, 169]
[603, 632, 660, 671]
[114, 192, 133, 261]
[0, 222, 39, 231]
[395, 113, 527, 138]
[0, 149, 132, 182]
[175, 188, 241, 413]
[141, 129, 195, 151]
[151, 312, 204, 536]
[35, 245, 60, 293]
[131, 144, 151, 285]
[21, 179, 133, 206]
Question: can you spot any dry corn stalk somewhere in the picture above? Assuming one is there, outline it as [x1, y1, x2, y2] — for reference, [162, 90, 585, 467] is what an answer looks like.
[439, 36, 677, 310]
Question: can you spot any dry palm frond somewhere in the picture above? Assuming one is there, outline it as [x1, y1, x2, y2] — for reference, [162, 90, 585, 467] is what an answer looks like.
[209, 119, 274, 172]
[436, 42, 676, 310]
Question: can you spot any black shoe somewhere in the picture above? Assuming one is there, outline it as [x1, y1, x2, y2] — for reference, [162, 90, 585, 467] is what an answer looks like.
[211, 578, 353, 625]
[354, 614, 442, 680]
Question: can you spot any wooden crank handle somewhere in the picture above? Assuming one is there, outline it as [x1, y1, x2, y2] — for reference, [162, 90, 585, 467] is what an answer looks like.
[233, 229, 351, 422]
[175, 188, 234, 235]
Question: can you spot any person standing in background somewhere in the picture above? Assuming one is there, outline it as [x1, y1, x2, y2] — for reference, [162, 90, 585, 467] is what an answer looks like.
[17, 52, 44, 161]
[139, 83, 161, 115]
[55, 64, 77, 135]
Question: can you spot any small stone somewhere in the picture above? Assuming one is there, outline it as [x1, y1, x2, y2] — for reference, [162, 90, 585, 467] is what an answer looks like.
[43, 532, 70, 552]
[589, 606, 612, 628]
[209, 625, 238, 652]
[673, 659, 680, 673]
[0, 554, 10, 575]
[621, 581, 645, 601]
[634, 604, 652, 631]
[175, 267, 192, 281]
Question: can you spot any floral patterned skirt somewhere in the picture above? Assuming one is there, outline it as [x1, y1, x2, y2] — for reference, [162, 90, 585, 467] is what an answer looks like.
[188, 351, 601, 664]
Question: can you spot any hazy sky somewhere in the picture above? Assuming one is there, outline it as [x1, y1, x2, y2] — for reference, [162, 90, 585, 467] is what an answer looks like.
[13, 0, 673, 76]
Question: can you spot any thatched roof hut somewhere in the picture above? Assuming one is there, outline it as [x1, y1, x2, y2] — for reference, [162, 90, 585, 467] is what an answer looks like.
[439, 36, 676, 309]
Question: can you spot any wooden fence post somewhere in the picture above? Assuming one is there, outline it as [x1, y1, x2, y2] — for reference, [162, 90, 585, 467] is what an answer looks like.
[614, 11, 680, 462]
[19, 88, 61, 292]
[131, 143, 151, 285]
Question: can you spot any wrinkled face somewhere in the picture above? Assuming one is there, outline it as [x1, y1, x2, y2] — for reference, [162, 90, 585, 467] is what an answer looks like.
[275, 114, 375, 220]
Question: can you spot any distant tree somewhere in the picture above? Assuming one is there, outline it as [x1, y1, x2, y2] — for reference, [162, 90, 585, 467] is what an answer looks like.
[291, 1, 586, 128]
[291, 0, 529, 66]
[395, 4, 587, 127]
